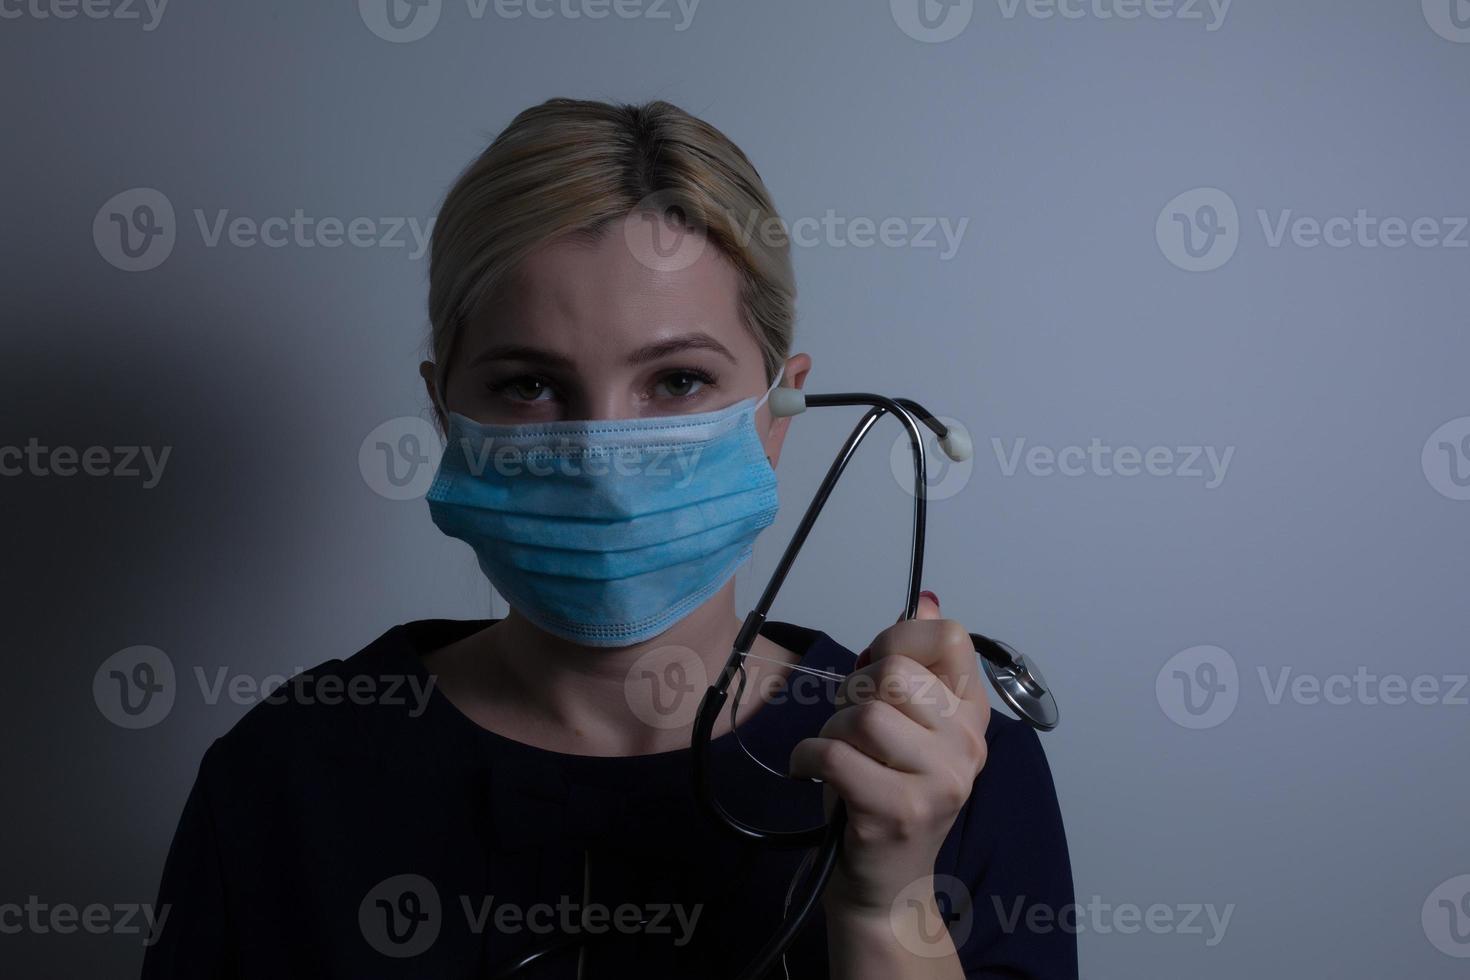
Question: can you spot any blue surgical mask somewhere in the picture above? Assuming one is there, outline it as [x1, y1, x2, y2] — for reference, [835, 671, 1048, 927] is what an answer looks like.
[426, 371, 784, 647]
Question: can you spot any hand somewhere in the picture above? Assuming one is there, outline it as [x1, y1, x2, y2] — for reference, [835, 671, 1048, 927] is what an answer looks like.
[789, 591, 991, 917]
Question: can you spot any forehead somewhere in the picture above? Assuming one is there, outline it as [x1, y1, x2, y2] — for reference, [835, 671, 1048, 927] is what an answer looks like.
[473, 222, 753, 357]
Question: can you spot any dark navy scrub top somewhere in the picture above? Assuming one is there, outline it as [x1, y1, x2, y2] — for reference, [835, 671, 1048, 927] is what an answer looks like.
[141, 618, 1077, 979]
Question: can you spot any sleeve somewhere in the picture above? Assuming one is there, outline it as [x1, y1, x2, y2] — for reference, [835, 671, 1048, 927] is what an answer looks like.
[140, 740, 238, 980]
[951, 718, 1078, 980]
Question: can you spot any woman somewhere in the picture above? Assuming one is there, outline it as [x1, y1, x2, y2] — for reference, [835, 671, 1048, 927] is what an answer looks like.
[143, 98, 1076, 979]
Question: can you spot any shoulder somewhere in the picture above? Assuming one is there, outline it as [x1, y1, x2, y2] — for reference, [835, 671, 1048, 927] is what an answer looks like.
[945, 710, 1070, 873]
[202, 623, 442, 778]
[974, 711, 1064, 818]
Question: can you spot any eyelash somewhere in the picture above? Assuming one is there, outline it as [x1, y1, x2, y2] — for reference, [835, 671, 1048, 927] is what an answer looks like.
[487, 367, 718, 403]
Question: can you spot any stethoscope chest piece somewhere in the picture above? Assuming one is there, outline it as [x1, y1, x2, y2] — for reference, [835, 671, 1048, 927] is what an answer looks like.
[973, 633, 1060, 732]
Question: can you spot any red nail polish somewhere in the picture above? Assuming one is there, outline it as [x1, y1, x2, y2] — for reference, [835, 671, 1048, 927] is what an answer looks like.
[920, 590, 940, 609]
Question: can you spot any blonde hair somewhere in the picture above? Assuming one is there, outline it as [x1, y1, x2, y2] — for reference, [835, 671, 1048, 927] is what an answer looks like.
[426, 98, 796, 404]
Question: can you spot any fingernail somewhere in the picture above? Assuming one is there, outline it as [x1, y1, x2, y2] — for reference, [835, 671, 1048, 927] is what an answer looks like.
[920, 590, 940, 609]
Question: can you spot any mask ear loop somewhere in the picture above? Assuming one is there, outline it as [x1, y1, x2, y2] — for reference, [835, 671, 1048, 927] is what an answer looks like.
[752, 364, 787, 413]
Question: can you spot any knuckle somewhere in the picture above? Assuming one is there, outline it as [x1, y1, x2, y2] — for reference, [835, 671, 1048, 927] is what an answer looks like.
[937, 620, 973, 658]
[817, 738, 848, 770]
[876, 653, 918, 680]
[964, 728, 987, 775]
[960, 722, 988, 769]
[937, 769, 972, 812]
[897, 792, 933, 833]
[951, 770, 975, 809]
[876, 663, 918, 705]
[853, 702, 893, 742]
[850, 816, 888, 847]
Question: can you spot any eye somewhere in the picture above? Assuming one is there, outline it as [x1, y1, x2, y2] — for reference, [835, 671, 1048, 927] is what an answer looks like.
[656, 369, 713, 399]
[495, 376, 555, 402]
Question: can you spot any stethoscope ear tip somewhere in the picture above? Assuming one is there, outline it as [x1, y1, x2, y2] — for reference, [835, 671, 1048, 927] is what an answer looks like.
[768, 387, 808, 418]
[939, 428, 973, 462]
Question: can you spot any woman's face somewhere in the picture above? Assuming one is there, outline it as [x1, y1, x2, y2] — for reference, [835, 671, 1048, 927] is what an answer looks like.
[424, 214, 808, 463]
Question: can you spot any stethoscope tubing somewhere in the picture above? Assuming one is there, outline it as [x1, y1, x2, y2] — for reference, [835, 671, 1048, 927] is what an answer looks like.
[693, 394, 939, 980]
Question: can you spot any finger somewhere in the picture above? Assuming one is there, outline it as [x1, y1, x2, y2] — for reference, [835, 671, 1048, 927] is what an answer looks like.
[865, 616, 989, 707]
[815, 700, 932, 773]
[837, 654, 962, 730]
[789, 735, 908, 812]
[856, 590, 941, 671]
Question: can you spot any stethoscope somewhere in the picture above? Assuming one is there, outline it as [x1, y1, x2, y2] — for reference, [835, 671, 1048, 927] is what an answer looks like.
[490, 389, 1060, 980]
[690, 388, 1060, 980]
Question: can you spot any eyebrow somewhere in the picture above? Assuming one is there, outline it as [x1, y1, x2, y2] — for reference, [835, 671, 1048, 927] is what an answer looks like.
[625, 333, 738, 365]
[466, 332, 738, 370]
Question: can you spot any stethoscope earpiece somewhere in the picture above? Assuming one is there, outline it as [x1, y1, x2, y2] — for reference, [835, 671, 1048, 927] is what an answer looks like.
[767, 387, 807, 418]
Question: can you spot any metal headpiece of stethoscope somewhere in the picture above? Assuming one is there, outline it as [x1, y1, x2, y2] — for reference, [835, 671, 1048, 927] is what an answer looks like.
[690, 389, 1060, 980]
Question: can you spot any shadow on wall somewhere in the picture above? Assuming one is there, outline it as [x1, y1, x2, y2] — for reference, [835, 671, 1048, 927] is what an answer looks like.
[0, 319, 328, 976]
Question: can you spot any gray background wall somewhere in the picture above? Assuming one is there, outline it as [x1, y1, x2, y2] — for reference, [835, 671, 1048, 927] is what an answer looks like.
[2, 0, 1468, 976]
